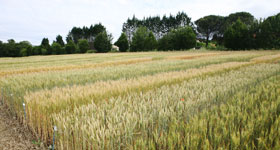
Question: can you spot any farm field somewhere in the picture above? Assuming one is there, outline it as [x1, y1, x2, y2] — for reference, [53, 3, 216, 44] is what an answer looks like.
[0, 50, 280, 150]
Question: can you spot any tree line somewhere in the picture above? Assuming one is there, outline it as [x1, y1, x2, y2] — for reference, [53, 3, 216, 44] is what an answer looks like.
[0, 23, 113, 57]
[0, 11, 279, 57]
[116, 11, 280, 52]
[122, 12, 193, 41]
[196, 12, 280, 50]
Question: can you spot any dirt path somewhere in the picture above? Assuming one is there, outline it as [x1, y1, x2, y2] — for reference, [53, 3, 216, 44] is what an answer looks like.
[0, 105, 46, 150]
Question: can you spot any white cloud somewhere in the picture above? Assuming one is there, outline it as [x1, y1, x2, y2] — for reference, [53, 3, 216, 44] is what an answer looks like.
[0, 0, 279, 45]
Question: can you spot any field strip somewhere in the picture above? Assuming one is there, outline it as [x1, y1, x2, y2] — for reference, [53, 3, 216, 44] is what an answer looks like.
[0, 52, 155, 65]
[1, 52, 265, 99]
[24, 61, 252, 141]
[20, 53, 280, 143]
[0, 53, 158, 71]
[25, 62, 251, 107]
[52, 64, 280, 149]
[251, 53, 280, 63]
[0, 52, 231, 77]
[2, 50, 273, 77]
[1, 53, 279, 118]
[167, 52, 222, 60]
[0, 51, 279, 149]
[25, 53, 280, 108]
[1, 52, 270, 126]
[166, 75, 280, 149]
[0, 51, 212, 69]
[0, 51, 277, 70]
[0, 58, 154, 77]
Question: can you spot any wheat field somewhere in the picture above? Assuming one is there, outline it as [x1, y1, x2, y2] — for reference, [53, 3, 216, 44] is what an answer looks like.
[0, 50, 280, 150]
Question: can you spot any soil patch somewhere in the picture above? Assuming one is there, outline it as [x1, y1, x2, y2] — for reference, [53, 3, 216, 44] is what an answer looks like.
[0, 105, 46, 150]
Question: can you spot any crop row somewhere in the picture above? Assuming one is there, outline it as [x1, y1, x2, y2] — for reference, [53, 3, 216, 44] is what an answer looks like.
[52, 63, 280, 149]
[0, 51, 279, 149]
[1, 50, 275, 76]
[0, 51, 224, 71]
[24, 61, 250, 142]
[134, 72, 280, 149]
[0, 51, 265, 117]
[0, 52, 270, 97]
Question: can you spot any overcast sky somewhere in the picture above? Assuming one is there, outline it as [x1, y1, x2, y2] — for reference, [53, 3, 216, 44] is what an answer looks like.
[0, 0, 279, 45]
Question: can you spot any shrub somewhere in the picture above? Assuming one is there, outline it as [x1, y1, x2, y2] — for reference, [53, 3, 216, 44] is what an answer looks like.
[207, 42, 217, 50]
[196, 41, 206, 48]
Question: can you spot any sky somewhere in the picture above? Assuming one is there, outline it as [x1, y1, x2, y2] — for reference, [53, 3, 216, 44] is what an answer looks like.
[0, 0, 279, 45]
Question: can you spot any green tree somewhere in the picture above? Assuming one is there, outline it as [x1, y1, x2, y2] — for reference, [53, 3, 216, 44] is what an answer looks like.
[258, 13, 280, 49]
[122, 12, 193, 43]
[65, 40, 77, 54]
[158, 27, 196, 51]
[173, 27, 196, 50]
[195, 15, 225, 47]
[123, 16, 142, 43]
[32, 46, 42, 55]
[222, 12, 255, 37]
[224, 19, 251, 50]
[0, 40, 4, 57]
[6, 39, 18, 57]
[68, 27, 83, 43]
[41, 38, 51, 54]
[94, 31, 112, 53]
[225, 12, 255, 27]
[158, 32, 175, 51]
[51, 42, 65, 55]
[41, 48, 48, 55]
[114, 33, 129, 52]
[247, 20, 260, 49]
[89, 23, 106, 37]
[18, 41, 32, 56]
[66, 33, 73, 43]
[77, 39, 90, 53]
[130, 26, 150, 51]
[20, 48, 28, 56]
[56, 35, 65, 47]
[145, 31, 157, 50]
[68, 23, 106, 44]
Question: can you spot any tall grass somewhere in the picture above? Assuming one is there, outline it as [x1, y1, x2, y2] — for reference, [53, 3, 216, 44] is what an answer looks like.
[1, 52, 265, 118]
[136, 72, 280, 149]
[0, 51, 229, 71]
[0, 51, 279, 149]
[24, 61, 255, 142]
[52, 64, 280, 149]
